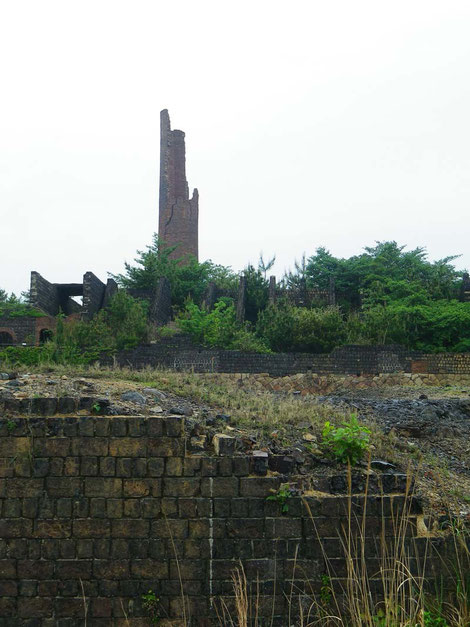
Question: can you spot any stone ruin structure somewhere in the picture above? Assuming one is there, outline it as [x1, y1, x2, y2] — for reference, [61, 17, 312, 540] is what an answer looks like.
[0, 272, 118, 347]
[158, 109, 199, 261]
[29, 271, 118, 321]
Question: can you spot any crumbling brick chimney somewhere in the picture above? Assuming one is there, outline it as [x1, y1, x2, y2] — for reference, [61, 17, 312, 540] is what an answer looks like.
[158, 110, 199, 261]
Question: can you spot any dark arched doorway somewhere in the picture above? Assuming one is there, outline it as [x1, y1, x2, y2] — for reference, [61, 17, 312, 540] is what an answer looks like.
[0, 331, 14, 345]
[39, 329, 54, 344]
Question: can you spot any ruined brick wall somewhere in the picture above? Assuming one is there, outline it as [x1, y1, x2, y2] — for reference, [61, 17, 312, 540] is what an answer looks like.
[105, 340, 470, 376]
[148, 277, 172, 326]
[82, 273, 106, 321]
[30, 272, 60, 317]
[158, 109, 199, 261]
[0, 316, 55, 346]
[0, 414, 442, 625]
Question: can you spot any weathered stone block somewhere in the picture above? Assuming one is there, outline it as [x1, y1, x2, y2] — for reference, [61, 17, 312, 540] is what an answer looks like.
[111, 520, 149, 538]
[147, 458, 165, 477]
[213, 434, 236, 456]
[148, 437, 184, 457]
[73, 519, 111, 538]
[152, 519, 188, 539]
[0, 560, 16, 578]
[165, 416, 184, 437]
[130, 559, 168, 579]
[201, 476, 239, 498]
[5, 479, 41, 498]
[109, 438, 147, 457]
[240, 477, 280, 497]
[165, 457, 183, 477]
[164, 478, 200, 497]
[18, 597, 53, 618]
[85, 478, 122, 497]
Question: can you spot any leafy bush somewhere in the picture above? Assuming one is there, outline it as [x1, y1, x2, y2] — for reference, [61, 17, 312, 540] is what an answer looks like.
[0, 291, 43, 318]
[358, 300, 470, 352]
[176, 299, 270, 352]
[321, 415, 371, 465]
[256, 303, 345, 353]
[0, 292, 149, 367]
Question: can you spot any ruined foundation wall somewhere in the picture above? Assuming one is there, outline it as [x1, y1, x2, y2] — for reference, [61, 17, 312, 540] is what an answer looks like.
[82, 272, 106, 321]
[0, 415, 445, 625]
[0, 316, 56, 346]
[30, 272, 60, 317]
[105, 339, 470, 376]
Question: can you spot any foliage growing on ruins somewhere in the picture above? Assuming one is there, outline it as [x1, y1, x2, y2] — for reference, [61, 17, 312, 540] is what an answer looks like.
[0, 291, 43, 318]
[176, 299, 270, 353]
[0, 292, 149, 366]
[321, 415, 371, 465]
[256, 303, 346, 353]
[111, 234, 238, 309]
[286, 241, 463, 311]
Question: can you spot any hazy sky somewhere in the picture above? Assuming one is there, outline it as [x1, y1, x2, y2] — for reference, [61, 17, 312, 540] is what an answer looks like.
[1, 0, 469, 296]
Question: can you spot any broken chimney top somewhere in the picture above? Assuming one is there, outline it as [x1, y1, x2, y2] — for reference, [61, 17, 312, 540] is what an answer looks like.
[158, 109, 199, 261]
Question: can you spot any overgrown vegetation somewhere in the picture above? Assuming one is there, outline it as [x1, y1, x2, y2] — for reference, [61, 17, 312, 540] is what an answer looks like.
[0, 292, 148, 366]
[113, 237, 469, 353]
[0, 290, 43, 318]
[3, 238, 470, 358]
[218, 466, 470, 626]
[175, 300, 270, 352]
[321, 414, 371, 465]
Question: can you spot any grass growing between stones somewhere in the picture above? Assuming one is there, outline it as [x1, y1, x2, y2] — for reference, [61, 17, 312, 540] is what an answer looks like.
[6, 363, 470, 513]
[218, 467, 470, 626]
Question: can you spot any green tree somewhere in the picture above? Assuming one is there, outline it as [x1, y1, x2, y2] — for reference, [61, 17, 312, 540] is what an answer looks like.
[294, 241, 463, 311]
[243, 264, 269, 323]
[112, 234, 237, 310]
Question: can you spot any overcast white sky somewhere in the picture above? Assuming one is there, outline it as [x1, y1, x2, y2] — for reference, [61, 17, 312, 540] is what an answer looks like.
[1, 0, 469, 296]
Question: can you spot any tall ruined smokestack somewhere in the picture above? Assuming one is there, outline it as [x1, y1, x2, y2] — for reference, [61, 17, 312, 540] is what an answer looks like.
[158, 110, 199, 261]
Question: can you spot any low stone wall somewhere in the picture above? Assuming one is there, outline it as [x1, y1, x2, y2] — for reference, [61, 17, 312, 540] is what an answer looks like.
[232, 372, 470, 394]
[105, 338, 470, 377]
[0, 414, 449, 625]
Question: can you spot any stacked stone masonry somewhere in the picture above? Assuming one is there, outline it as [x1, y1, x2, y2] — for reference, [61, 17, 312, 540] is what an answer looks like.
[158, 110, 199, 261]
[0, 316, 55, 347]
[103, 338, 470, 376]
[0, 414, 454, 625]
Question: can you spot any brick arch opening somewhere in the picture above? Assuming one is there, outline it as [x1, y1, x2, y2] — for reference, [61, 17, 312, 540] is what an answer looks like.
[39, 328, 53, 344]
[0, 329, 15, 345]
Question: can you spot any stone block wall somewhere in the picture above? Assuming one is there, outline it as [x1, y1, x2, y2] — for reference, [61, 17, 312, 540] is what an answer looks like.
[0, 414, 443, 625]
[30, 272, 60, 317]
[0, 316, 56, 347]
[149, 278, 172, 327]
[105, 339, 470, 376]
[82, 273, 106, 321]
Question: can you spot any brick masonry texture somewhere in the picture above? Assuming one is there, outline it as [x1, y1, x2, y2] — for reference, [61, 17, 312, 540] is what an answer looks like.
[0, 316, 56, 347]
[102, 337, 470, 376]
[158, 109, 199, 261]
[0, 415, 453, 625]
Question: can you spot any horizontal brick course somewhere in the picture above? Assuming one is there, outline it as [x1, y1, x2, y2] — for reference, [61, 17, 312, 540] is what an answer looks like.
[0, 414, 458, 624]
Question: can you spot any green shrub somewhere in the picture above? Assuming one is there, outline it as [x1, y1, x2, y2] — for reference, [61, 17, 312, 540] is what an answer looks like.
[0, 292, 148, 367]
[176, 299, 270, 352]
[321, 414, 371, 465]
[256, 303, 346, 353]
